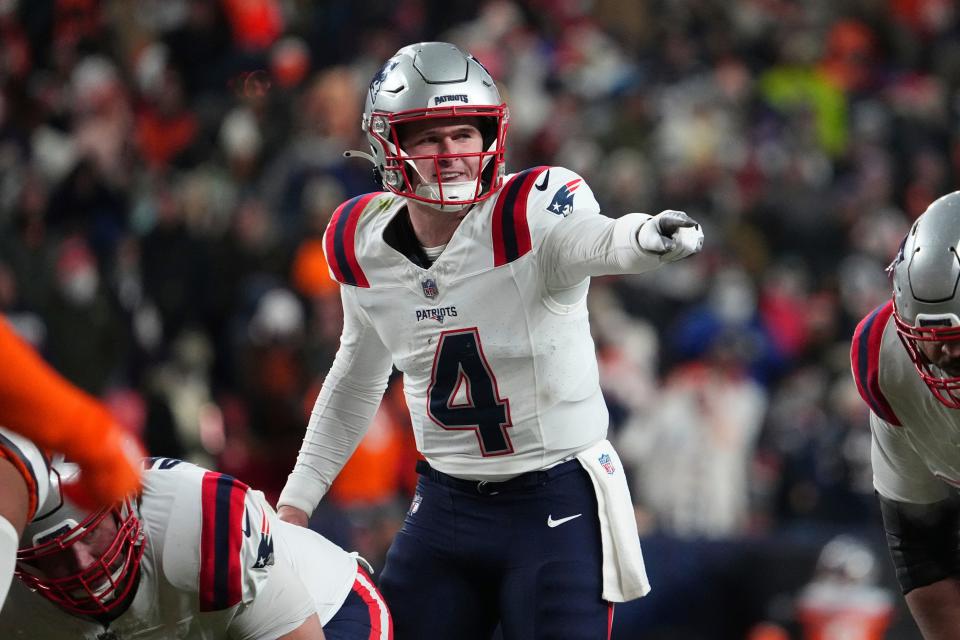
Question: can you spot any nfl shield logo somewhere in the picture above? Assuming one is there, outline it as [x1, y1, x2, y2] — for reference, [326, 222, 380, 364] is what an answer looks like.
[598, 453, 616, 475]
[421, 278, 439, 299]
[409, 492, 423, 515]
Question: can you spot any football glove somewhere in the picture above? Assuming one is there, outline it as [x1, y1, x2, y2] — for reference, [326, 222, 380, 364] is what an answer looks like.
[637, 210, 704, 262]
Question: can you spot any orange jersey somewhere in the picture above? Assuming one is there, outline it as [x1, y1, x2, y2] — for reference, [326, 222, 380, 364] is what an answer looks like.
[0, 317, 140, 506]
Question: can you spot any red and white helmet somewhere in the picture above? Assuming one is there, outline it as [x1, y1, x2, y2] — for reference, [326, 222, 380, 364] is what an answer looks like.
[352, 41, 508, 212]
[891, 191, 960, 408]
[15, 459, 144, 617]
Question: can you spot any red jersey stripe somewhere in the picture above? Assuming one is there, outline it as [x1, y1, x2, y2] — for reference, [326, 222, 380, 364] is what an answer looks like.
[199, 472, 250, 611]
[851, 300, 901, 426]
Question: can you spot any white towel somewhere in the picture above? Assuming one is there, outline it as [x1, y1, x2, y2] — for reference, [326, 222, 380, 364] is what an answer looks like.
[576, 439, 651, 602]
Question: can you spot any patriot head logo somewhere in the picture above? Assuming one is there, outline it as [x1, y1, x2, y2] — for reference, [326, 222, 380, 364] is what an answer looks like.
[598, 453, 616, 475]
[252, 512, 274, 569]
[369, 59, 400, 103]
[546, 178, 582, 217]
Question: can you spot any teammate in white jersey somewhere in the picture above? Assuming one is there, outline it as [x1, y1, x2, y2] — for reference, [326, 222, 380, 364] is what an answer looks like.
[851, 191, 960, 639]
[276, 42, 704, 639]
[0, 426, 391, 640]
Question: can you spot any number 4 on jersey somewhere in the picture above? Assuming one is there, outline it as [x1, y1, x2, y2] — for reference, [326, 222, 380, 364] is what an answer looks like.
[427, 328, 514, 456]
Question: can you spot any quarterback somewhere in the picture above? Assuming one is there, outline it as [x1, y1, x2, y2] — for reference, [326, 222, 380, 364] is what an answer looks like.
[852, 192, 960, 639]
[0, 426, 391, 639]
[277, 42, 704, 639]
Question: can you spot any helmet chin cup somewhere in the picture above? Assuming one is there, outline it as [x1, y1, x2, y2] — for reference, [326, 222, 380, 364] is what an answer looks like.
[415, 181, 476, 212]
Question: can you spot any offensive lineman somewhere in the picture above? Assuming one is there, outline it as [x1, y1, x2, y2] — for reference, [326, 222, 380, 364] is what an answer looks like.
[0, 317, 141, 609]
[0, 426, 391, 639]
[852, 191, 960, 639]
[276, 42, 704, 639]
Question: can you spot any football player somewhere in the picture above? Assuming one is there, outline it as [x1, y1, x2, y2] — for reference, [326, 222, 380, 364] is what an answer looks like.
[276, 41, 704, 639]
[0, 317, 141, 609]
[0, 426, 391, 639]
[851, 191, 960, 639]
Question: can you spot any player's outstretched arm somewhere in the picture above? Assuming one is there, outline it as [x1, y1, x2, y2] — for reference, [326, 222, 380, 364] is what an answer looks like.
[0, 317, 141, 507]
[636, 210, 704, 262]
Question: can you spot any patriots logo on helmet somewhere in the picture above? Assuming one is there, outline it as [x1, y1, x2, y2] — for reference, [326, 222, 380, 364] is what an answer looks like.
[369, 59, 400, 102]
[598, 453, 616, 475]
[546, 179, 582, 217]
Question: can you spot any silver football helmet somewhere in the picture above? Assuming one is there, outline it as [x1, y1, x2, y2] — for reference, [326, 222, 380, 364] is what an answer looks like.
[16, 458, 144, 617]
[891, 191, 960, 408]
[349, 42, 508, 212]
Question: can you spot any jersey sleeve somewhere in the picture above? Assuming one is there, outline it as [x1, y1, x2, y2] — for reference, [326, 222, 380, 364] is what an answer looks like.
[155, 463, 283, 611]
[323, 193, 384, 288]
[504, 166, 662, 291]
[277, 285, 394, 515]
[850, 300, 902, 426]
[0, 426, 50, 521]
[870, 412, 949, 503]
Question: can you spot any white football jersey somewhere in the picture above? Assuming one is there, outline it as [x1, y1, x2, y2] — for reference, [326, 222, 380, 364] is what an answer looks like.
[281, 166, 665, 511]
[851, 300, 960, 504]
[0, 451, 358, 639]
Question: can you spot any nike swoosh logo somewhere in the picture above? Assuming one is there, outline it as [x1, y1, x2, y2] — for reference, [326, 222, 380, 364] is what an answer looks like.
[547, 513, 582, 528]
[534, 169, 551, 191]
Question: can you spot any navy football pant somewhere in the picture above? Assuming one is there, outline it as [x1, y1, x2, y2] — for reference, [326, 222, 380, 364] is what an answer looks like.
[324, 566, 393, 640]
[380, 460, 613, 640]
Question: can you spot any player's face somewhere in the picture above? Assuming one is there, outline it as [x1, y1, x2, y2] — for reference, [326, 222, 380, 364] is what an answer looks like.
[399, 117, 484, 186]
[918, 339, 960, 377]
[25, 516, 121, 588]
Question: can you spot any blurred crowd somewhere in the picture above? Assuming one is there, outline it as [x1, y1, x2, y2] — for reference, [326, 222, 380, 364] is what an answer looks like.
[2, 0, 958, 637]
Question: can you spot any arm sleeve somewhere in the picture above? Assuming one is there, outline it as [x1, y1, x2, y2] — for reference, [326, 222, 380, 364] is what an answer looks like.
[534, 173, 662, 293]
[870, 412, 950, 504]
[277, 287, 394, 515]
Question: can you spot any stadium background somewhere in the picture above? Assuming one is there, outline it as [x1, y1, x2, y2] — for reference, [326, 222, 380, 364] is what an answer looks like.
[2, 0, 957, 637]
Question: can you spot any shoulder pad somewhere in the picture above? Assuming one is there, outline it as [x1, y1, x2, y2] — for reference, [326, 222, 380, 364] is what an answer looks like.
[0, 425, 50, 520]
[323, 192, 384, 287]
[851, 300, 901, 426]
[491, 166, 550, 266]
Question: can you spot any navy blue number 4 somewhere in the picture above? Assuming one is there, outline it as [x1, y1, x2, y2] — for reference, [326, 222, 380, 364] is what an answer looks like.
[427, 328, 514, 456]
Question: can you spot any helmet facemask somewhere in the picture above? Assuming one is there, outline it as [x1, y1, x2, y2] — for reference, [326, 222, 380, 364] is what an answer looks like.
[16, 466, 145, 617]
[894, 308, 960, 409]
[366, 104, 508, 212]
[351, 42, 510, 212]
